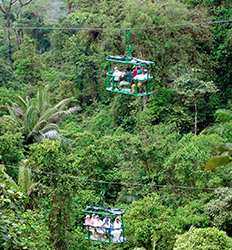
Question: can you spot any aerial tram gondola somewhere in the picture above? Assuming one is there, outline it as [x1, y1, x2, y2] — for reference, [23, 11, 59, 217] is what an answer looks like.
[105, 31, 154, 97]
[83, 206, 125, 244]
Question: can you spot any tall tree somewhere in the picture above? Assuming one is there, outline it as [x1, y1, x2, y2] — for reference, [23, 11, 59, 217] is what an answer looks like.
[29, 140, 77, 250]
[174, 69, 217, 134]
[0, 0, 34, 63]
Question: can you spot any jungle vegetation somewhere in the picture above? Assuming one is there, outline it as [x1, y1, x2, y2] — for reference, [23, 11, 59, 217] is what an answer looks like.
[1, 0, 232, 249]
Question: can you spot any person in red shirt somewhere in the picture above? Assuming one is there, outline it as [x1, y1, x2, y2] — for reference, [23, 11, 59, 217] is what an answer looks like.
[132, 66, 138, 77]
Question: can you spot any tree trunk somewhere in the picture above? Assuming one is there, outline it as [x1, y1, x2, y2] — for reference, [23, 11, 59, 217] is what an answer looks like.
[6, 15, 13, 63]
[67, 1, 73, 14]
[49, 192, 67, 250]
[194, 102, 197, 135]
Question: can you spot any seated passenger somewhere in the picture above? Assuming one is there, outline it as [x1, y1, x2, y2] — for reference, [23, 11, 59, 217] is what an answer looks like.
[84, 215, 95, 239]
[132, 66, 138, 77]
[131, 82, 137, 94]
[118, 68, 132, 89]
[84, 215, 92, 227]
[124, 68, 133, 83]
[138, 82, 143, 91]
[102, 217, 111, 233]
[112, 67, 124, 82]
[94, 215, 105, 235]
[111, 216, 122, 243]
[133, 68, 148, 81]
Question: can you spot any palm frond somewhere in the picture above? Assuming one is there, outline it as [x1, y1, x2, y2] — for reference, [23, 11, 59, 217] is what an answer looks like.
[24, 104, 38, 134]
[0, 165, 18, 188]
[205, 155, 232, 171]
[7, 106, 23, 127]
[28, 119, 48, 138]
[16, 95, 29, 110]
[39, 98, 71, 122]
[37, 86, 50, 113]
[7, 85, 70, 144]
[217, 144, 232, 155]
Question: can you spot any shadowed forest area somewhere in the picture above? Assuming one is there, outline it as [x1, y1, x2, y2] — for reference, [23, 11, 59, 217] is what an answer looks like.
[1, 0, 232, 249]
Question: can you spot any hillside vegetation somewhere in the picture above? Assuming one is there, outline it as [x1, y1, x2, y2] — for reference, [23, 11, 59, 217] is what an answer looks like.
[1, 1, 232, 250]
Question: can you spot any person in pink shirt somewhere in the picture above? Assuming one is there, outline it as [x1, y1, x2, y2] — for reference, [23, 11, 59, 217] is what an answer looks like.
[84, 215, 92, 226]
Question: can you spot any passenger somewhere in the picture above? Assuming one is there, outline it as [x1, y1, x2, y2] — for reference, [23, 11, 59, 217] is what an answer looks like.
[137, 67, 143, 75]
[91, 214, 97, 227]
[84, 215, 95, 239]
[95, 215, 104, 235]
[112, 216, 122, 242]
[132, 66, 138, 77]
[138, 82, 143, 92]
[124, 68, 133, 83]
[84, 215, 92, 227]
[131, 83, 136, 94]
[133, 69, 147, 81]
[102, 217, 111, 233]
[144, 68, 148, 79]
[112, 67, 124, 82]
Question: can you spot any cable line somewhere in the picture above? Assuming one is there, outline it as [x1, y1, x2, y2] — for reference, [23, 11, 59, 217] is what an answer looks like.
[2, 164, 232, 192]
[0, 19, 232, 32]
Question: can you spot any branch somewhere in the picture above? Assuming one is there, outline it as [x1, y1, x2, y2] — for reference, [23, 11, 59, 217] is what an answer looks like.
[19, 0, 33, 7]
[0, 0, 18, 16]
[4, 0, 17, 12]
[0, 5, 6, 14]
[10, 0, 18, 7]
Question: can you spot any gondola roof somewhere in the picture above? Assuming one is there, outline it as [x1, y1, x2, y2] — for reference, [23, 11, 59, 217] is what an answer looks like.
[106, 55, 154, 66]
[84, 206, 124, 216]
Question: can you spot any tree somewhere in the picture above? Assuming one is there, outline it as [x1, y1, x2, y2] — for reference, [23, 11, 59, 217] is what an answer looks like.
[209, 3, 232, 102]
[125, 194, 172, 250]
[205, 188, 232, 236]
[174, 69, 217, 134]
[28, 140, 77, 250]
[0, 0, 34, 63]
[13, 37, 42, 84]
[0, 132, 24, 165]
[121, 0, 213, 79]
[174, 227, 232, 250]
[7, 85, 71, 144]
[204, 143, 232, 170]
[0, 59, 14, 86]
[0, 165, 51, 250]
[164, 133, 224, 187]
[204, 108, 232, 170]
[15, 11, 51, 53]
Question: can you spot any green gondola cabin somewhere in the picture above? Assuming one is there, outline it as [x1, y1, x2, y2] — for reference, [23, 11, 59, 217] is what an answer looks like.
[105, 31, 154, 97]
[83, 206, 125, 244]
[105, 55, 154, 96]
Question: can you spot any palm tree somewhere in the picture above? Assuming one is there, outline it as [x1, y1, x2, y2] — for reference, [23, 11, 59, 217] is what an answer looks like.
[7, 85, 72, 144]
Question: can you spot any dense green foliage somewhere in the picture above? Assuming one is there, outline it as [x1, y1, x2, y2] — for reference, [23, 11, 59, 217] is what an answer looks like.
[1, 0, 232, 249]
[174, 227, 232, 250]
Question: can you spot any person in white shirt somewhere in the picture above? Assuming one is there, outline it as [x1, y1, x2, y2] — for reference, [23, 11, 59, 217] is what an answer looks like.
[94, 215, 105, 236]
[112, 67, 124, 82]
[112, 216, 122, 242]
